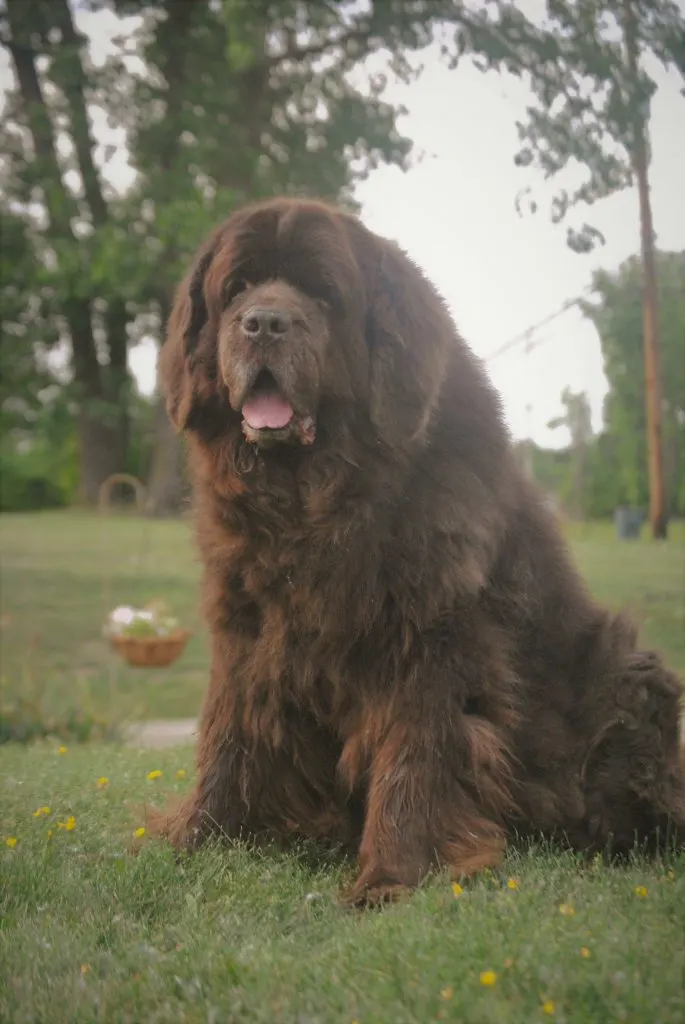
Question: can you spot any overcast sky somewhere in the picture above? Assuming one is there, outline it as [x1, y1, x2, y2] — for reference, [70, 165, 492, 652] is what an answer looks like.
[3, 4, 684, 448]
[351, 44, 685, 447]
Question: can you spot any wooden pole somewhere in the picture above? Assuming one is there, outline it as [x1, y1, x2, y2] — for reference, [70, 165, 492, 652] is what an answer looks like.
[623, 1, 668, 539]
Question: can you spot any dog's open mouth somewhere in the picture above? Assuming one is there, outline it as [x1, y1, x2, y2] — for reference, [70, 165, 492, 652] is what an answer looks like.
[241, 370, 315, 446]
[242, 370, 294, 431]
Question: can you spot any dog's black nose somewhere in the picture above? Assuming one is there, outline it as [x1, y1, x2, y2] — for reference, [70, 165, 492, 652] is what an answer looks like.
[241, 307, 292, 341]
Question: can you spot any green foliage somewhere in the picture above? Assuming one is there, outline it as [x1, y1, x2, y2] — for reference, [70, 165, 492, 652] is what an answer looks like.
[478, 0, 685, 250]
[548, 388, 594, 518]
[0, 439, 75, 513]
[531, 432, 649, 520]
[3, 0, 682, 509]
[0, 694, 118, 745]
[529, 250, 685, 520]
[5, 0, 527, 504]
[0, 365, 81, 512]
[0, 636, 122, 745]
[581, 250, 685, 514]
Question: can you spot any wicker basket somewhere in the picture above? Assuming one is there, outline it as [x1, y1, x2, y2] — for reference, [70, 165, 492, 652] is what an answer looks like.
[109, 629, 193, 668]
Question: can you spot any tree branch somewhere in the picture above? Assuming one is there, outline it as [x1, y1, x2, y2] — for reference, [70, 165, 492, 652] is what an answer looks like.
[155, 0, 197, 177]
[268, 25, 377, 68]
[4, 0, 103, 398]
[4, 1, 77, 238]
[50, 0, 109, 227]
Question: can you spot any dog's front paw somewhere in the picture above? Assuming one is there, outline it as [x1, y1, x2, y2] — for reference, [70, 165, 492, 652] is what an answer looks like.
[339, 868, 412, 909]
[142, 793, 207, 851]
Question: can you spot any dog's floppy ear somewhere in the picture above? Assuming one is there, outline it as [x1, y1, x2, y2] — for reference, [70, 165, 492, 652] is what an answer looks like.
[158, 237, 218, 432]
[363, 236, 451, 450]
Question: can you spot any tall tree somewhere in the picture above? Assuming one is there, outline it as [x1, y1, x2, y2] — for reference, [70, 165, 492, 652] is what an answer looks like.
[1, 0, 134, 503]
[0, 209, 58, 437]
[8, 1, 679, 515]
[88, 0, 547, 513]
[581, 251, 685, 518]
[482, 0, 685, 536]
[548, 388, 594, 520]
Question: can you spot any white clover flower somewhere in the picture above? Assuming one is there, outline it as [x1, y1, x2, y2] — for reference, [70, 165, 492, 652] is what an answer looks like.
[110, 606, 137, 626]
[104, 602, 183, 639]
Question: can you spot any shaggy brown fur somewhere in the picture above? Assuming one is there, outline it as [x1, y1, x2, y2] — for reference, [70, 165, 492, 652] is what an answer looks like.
[153, 196, 684, 905]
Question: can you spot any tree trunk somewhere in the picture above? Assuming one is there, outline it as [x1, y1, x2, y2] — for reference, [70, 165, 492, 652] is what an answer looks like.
[623, 0, 668, 540]
[146, 393, 186, 516]
[104, 297, 131, 466]
[77, 414, 127, 506]
[6, 0, 130, 505]
[66, 298, 125, 504]
[146, 295, 185, 517]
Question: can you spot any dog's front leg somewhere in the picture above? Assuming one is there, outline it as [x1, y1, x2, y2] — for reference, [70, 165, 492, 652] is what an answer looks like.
[148, 639, 359, 852]
[340, 699, 515, 907]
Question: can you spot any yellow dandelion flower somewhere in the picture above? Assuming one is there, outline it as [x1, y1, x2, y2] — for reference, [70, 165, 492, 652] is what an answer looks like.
[5, 837, 18, 848]
[58, 746, 68, 755]
[580, 947, 591, 959]
[634, 885, 648, 898]
[32, 806, 51, 818]
[58, 816, 76, 831]
[558, 903, 575, 916]
[451, 882, 463, 897]
[97, 777, 109, 789]
[134, 827, 146, 838]
[176, 769, 186, 779]
[507, 878, 519, 890]
[441, 987, 454, 1000]
[479, 970, 497, 987]
[542, 1000, 556, 1015]
[47, 830, 53, 839]
[147, 770, 162, 780]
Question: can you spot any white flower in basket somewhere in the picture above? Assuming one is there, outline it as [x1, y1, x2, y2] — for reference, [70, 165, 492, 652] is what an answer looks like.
[104, 601, 191, 667]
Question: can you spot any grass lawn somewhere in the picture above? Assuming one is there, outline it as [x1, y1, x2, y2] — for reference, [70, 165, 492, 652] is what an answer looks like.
[0, 511, 207, 723]
[1, 512, 684, 1022]
[0, 511, 683, 723]
[1, 742, 684, 1024]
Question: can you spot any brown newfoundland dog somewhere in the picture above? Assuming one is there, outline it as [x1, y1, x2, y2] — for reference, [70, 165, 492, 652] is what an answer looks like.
[154, 196, 684, 905]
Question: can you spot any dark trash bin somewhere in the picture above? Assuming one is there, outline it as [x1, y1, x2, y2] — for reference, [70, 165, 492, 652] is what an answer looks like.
[614, 506, 645, 540]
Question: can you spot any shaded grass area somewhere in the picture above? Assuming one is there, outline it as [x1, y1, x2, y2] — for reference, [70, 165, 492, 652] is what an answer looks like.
[0, 512, 684, 726]
[1, 742, 684, 1024]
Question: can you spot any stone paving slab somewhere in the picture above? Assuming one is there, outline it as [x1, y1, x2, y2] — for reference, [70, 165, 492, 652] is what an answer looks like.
[124, 718, 197, 748]
[124, 715, 685, 750]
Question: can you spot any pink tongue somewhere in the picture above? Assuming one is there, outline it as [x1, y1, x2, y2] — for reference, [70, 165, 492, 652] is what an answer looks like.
[242, 392, 294, 430]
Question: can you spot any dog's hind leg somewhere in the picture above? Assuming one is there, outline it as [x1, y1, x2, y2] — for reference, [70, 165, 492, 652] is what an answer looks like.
[579, 643, 685, 856]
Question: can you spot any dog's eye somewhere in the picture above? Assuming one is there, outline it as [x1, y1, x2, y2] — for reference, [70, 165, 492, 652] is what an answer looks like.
[224, 278, 247, 305]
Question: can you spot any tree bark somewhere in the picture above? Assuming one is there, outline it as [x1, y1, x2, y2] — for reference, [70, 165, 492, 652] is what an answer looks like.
[5, 0, 128, 503]
[144, 0, 197, 515]
[623, 1, 668, 539]
[146, 3, 273, 514]
[51, 0, 132, 489]
[76, 417, 127, 506]
[146, 291, 188, 516]
[146, 392, 188, 516]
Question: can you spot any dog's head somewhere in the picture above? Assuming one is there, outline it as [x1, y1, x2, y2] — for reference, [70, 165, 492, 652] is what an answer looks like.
[160, 197, 452, 453]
